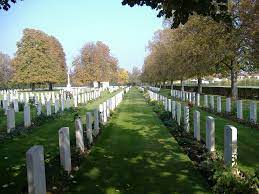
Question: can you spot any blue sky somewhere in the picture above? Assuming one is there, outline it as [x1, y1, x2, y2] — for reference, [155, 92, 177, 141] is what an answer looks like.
[0, 0, 163, 72]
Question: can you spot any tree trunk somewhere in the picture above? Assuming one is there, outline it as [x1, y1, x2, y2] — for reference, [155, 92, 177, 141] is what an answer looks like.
[180, 79, 184, 91]
[171, 80, 174, 90]
[230, 67, 238, 99]
[49, 83, 53, 91]
[31, 83, 35, 91]
[197, 77, 202, 94]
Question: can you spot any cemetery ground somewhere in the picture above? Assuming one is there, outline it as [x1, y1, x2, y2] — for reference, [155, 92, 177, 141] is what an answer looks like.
[0, 90, 120, 193]
[67, 88, 210, 194]
[159, 88, 259, 177]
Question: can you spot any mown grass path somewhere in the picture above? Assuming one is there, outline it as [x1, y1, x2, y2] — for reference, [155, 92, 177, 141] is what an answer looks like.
[68, 88, 210, 194]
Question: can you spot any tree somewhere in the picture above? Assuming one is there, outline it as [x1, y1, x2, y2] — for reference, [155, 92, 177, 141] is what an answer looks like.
[122, 0, 231, 28]
[0, 0, 19, 11]
[72, 41, 118, 86]
[0, 52, 13, 87]
[128, 66, 141, 85]
[117, 68, 129, 85]
[12, 28, 67, 90]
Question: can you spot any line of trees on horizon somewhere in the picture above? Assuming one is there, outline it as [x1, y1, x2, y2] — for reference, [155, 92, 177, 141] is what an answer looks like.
[0, 29, 130, 90]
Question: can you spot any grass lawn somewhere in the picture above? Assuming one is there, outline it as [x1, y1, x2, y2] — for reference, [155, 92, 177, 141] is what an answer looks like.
[0, 105, 43, 133]
[67, 88, 210, 194]
[0, 91, 119, 193]
[159, 88, 259, 176]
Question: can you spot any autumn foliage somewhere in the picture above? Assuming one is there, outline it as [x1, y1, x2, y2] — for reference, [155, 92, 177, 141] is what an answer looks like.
[12, 29, 67, 89]
[72, 41, 119, 85]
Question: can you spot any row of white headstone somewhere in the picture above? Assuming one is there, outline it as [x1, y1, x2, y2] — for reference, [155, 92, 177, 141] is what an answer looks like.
[147, 89, 238, 168]
[171, 89, 258, 123]
[149, 86, 160, 92]
[1, 89, 102, 113]
[25, 87, 130, 194]
[6, 90, 102, 133]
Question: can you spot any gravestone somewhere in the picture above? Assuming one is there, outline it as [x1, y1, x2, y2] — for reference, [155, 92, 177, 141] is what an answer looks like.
[61, 98, 65, 112]
[73, 96, 78, 108]
[196, 93, 200, 107]
[24, 104, 31, 128]
[106, 100, 110, 118]
[217, 96, 222, 113]
[99, 104, 104, 123]
[176, 103, 181, 126]
[236, 100, 243, 120]
[58, 127, 71, 172]
[204, 95, 208, 108]
[93, 108, 100, 137]
[226, 98, 231, 113]
[166, 98, 169, 111]
[86, 112, 93, 145]
[37, 103, 42, 116]
[103, 102, 107, 123]
[168, 99, 172, 112]
[46, 101, 51, 116]
[13, 99, 19, 112]
[209, 95, 214, 110]
[206, 116, 215, 152]
[26, 145, 46, 194]
[249, 101, 257, 123]
[7, 108, 15, 133]
[184, 106, 190, 132]
[75, 118, 84, 153]
[54, 99, 59, 113]
[194, 110, 200, 141]
[224, 125, 237, 167]
[172, 101, 176, 119]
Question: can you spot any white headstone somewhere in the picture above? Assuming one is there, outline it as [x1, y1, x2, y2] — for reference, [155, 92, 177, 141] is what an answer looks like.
[99, 104, 104, 123]
[226, 98, 231, 113]
[172, 101, 176, 119]
[46, 101, 51, 116]
[103, 102, 107, 123]
[224, 125, 237, 167]
[61, 98, 65, 112]
[37, 103, 42, 116]
[194, 110, 200, 141]
[209, 95, 214, 110]
[176, 103, 181, 126]
[184, 106, 189, 132]
[75, 118, 84, 153]
[236, 100, 243, 120]
[13, 99, 19, 112]
[24, 104, 31, 128]
[26, 145, 46, 194]
[168, 99, 171, 112]
[206, 116, 215, 152]
[54, 99, 59, 113]
[217, 96, 222, 113]
[7, 108, 15, 133]
[204, 95, 208, 108]
[59, 127, 71, 172]
[86, 112, 93, 145]
[196, 93, 200, 107]
[249, 101, 257, 123]
[93, 109, 100, 137]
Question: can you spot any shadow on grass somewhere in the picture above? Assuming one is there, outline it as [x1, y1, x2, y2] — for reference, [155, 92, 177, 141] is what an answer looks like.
[68, 89, 210, 194]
